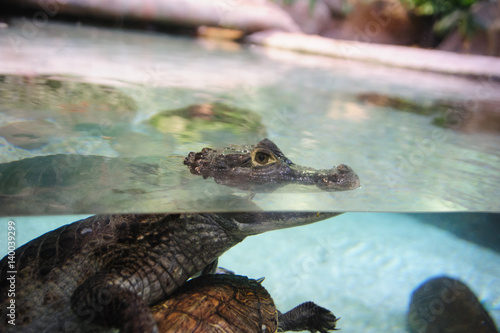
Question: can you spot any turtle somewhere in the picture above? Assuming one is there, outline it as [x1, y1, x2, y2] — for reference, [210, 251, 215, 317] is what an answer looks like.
[152, 273, 340, 333]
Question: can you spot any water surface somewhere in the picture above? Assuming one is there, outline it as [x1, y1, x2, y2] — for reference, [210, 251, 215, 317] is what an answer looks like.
[1, 20, 499, 214]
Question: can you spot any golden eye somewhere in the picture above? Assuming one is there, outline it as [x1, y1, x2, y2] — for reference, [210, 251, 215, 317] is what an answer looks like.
[251, 149, 277, 166]
[254, 152, 270, 164]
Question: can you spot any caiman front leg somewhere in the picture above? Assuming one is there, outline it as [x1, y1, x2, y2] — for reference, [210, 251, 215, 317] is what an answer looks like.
[71, 272, 158, 333]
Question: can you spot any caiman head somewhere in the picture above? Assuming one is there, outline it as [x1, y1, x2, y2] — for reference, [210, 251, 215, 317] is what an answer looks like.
[183, 138, 360, 192]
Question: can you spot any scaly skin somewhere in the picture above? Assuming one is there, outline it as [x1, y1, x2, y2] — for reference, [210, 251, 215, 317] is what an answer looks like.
[0, 212, 340, 332]
[184, 138, 360, 192]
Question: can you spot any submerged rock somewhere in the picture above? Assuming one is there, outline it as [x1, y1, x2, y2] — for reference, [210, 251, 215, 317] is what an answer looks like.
[0, 120, 61, 150]
[0, 74, 136, 122]
[407, 276, 498, 333]
[0, 74, 137, 151]
[149, 102, 266, 142]
[357, 93, 436, 116]
[432, 100, 500, 134]
[356, 92, 500, 133]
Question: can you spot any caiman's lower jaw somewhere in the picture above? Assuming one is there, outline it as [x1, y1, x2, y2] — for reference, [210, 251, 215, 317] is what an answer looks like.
[309, 164, 361, 192]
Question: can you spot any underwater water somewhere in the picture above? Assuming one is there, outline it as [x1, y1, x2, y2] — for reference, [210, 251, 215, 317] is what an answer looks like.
[1, 213, 499, 332]
[0, 20, 499, 332]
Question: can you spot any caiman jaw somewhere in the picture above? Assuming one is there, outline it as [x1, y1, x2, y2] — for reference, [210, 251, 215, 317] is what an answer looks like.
[288, 163, 360, 191]
[184, 138, 360, 192]
[217, 211, 343, 236]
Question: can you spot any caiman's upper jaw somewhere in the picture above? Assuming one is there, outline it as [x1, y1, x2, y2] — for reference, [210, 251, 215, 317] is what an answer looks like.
[293, 163, 361, 192]
[184, 138, 360, 192]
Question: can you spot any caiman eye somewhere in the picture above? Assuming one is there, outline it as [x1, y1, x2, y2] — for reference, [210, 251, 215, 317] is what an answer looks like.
[252, 150, 276, 166]
[255, 152, 270, 164]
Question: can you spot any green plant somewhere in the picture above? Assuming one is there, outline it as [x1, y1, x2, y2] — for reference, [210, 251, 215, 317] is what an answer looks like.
[404, 0, 480, 38]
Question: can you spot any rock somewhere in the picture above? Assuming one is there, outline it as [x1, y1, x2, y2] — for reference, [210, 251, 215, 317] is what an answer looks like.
[407, 276, 498, 333]
[148, 102, 266, 143]
[3, 0, 300, 33]
[356, 93, 436, 116]
[471, 0, 500, 56]
[197, 26, 244, 40]
[279, 0, 332, 35]
[245, 30, 500, 79]
[323, 0, 345, 18]
[0, 120, 59, 150]
[355, 92, 500, 134]
[432, 100, 500, 134]
[437, 1, 500, 56]
[322, 0, 417, 45]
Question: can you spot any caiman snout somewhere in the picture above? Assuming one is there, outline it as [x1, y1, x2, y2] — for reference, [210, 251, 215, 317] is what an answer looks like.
[315, 164, 360, 192]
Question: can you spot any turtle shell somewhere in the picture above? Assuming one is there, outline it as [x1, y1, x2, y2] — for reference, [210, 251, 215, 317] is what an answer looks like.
[152, 274, 278, 333]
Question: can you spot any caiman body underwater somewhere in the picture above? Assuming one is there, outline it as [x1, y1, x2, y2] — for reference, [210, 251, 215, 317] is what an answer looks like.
[0, 139, 359, 332]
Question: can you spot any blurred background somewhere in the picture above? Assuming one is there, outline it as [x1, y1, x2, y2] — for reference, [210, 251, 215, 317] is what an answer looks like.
[2, 0, 500, 55]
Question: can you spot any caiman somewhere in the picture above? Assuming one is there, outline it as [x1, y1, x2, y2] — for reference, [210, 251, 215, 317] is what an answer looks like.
[0, 139, 359, 332]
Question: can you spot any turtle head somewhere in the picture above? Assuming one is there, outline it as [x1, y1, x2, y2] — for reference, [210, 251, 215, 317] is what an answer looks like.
[183, 138, 360, 192]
